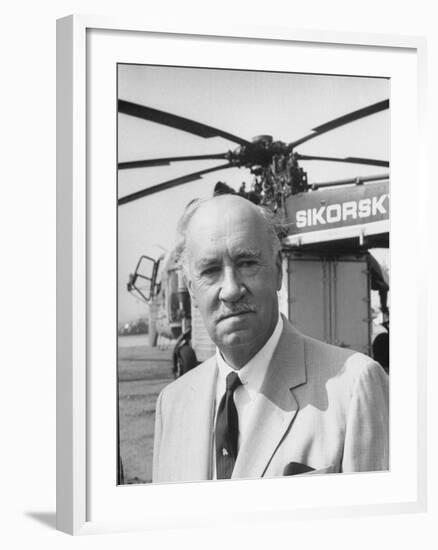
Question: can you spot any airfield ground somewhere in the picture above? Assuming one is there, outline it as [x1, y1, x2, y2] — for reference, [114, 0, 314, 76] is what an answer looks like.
[118, 344, 174, 484]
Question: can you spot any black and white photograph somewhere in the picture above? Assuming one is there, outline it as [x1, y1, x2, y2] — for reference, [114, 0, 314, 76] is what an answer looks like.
[117, 64, 390, 485]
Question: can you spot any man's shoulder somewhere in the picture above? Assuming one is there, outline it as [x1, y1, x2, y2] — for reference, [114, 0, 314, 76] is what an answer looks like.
[286, 322, 384, 381]
[159, 354, 216, 401]
[280, 328, 387, 413]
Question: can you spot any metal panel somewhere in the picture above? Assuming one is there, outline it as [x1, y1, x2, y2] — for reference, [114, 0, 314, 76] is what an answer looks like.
[288, 255, 329, 343]
[287, 251, 371, 354]
[331, 257, 371, 354]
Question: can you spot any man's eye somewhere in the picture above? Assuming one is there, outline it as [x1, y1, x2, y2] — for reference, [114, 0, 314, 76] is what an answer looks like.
[239, 260, 257, 268]
[201, 266, 219, 276]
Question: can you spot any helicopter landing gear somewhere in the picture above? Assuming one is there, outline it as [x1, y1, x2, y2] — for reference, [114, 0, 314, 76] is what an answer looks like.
[173, 339, 199, 379]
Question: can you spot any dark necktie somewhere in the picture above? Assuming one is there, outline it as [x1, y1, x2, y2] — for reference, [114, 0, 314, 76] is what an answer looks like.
[215, 371, 242, 479]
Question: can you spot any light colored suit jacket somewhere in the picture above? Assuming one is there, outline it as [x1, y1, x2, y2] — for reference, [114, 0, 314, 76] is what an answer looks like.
[152, 318, 389, 483]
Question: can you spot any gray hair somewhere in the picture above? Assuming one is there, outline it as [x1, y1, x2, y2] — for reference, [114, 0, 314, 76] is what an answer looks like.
[174, 195, 285, 275]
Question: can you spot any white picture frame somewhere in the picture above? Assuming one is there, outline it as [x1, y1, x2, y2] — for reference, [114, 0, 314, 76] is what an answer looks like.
[56, 15, 427, 535]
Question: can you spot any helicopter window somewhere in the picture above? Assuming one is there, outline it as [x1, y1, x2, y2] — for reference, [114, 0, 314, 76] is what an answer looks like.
[129, 255, 161, 302]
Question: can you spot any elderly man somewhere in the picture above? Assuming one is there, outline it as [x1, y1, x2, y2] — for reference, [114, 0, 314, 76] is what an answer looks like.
[152, 194, 389, 483]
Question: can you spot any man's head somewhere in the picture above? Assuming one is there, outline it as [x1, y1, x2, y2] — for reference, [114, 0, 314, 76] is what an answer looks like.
[176, 194, 283, 368]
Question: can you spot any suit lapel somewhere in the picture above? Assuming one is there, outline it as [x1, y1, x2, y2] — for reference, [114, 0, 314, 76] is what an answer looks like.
[179, 357, 217, 480]
[232, 319, 307, 479]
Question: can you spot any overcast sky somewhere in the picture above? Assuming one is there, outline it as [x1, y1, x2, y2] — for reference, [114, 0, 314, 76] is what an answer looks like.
[117, 64, 389, 323]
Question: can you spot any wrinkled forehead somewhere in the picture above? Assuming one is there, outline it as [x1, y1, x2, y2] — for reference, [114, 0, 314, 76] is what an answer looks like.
[183, 198, 274, 272]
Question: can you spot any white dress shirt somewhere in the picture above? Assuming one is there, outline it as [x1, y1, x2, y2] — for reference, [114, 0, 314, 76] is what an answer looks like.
[212, 314, 283, 478]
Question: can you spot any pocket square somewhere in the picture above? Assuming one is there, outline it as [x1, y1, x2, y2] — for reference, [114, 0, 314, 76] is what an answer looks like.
[283, 462, 315, 476]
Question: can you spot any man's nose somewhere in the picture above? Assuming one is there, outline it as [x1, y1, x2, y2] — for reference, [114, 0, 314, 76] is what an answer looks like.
[219, 267, 245, 303]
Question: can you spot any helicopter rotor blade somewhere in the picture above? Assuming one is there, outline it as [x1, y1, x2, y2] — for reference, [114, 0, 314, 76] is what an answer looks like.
[118, 163, 233, 205]
[118, 100, 250, 147]
[310, 173, 389, 190]
[118, 152, 229, 170]
[290, 99, 389, 148]
[296, 154, 389, 168]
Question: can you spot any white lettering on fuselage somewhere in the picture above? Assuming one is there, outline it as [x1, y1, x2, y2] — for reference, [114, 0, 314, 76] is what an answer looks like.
[295, 193, 389, 229]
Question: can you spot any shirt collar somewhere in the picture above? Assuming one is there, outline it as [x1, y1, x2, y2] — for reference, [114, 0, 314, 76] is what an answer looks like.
[215, 314, 283, 393]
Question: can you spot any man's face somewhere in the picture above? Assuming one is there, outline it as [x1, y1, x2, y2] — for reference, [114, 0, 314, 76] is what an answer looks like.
[185, 196, 282, 365]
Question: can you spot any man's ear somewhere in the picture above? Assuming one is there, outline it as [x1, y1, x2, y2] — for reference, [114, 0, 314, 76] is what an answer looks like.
[184, 272, 198, 309]
[275, 251, 283, 291]
[189, 285, 198, 309]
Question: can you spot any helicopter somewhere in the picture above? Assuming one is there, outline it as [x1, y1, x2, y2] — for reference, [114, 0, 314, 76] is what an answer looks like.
[118, 98, 389, 211]
[119, 94, 390, 377]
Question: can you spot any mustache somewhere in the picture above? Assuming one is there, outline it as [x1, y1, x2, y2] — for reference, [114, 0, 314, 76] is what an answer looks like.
[217, 304, 256, 321]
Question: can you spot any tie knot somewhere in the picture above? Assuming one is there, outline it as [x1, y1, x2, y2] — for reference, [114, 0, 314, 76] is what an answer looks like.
[226, 371, 242, 393]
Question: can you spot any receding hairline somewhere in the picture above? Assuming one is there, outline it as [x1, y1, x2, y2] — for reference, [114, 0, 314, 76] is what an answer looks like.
[175, 194, 284, 270]
[186, 194, 269, 233]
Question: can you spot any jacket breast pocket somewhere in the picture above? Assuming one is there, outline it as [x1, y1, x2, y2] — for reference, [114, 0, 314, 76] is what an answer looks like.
[283, 462, 335, 476]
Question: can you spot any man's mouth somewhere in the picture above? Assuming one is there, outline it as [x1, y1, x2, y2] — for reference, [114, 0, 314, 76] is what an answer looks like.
[217, 308, 256, 322]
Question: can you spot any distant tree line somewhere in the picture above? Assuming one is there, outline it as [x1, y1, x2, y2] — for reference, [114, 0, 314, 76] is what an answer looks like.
[118, 318, 149, 336]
